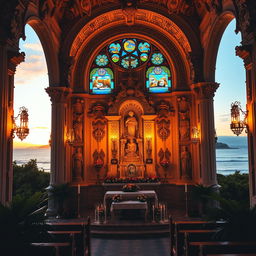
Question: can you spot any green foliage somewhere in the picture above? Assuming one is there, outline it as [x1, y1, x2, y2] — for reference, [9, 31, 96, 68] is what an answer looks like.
[0, 193, 48, 255]
[13, 159, 50, 198]
[217, 171, 249, 205]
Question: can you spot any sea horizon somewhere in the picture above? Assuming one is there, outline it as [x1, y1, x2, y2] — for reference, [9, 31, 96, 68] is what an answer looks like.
[13, 136, 249, 175]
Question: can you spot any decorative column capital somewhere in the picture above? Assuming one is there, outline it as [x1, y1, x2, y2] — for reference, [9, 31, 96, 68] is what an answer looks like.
[45, 87, 72, 103]
[191, 82, 219, 100]
[7, 51, 25, 75]
[236, 45, 252, 69]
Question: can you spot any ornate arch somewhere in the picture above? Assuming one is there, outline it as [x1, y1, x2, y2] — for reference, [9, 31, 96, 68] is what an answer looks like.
[70, 10, 195, 91]
[25, 16, 60, 86]
[119, 100, 144, 117]
[204, 7, 236, 81]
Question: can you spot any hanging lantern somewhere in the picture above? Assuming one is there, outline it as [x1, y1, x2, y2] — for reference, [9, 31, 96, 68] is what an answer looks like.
[191, 127, 200, 143]
[230, 102, 247, 136]
[13, 107, 29, 141]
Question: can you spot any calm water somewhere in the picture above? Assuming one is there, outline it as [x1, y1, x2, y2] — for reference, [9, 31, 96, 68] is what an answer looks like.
[13, 136, 249, 175]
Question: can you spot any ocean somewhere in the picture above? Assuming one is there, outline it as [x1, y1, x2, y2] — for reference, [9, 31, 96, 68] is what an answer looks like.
[12, 136, 249, 175]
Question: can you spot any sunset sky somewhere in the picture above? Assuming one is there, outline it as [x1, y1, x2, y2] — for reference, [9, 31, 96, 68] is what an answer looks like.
[13, 19, 246, 148]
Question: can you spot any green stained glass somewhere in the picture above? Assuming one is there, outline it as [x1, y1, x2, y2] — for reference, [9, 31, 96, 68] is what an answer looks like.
[112, 54, 119, 63]
[140, 53, 148, 62]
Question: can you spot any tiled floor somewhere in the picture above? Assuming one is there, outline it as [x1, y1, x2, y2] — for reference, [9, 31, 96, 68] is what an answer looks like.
[91, 237, 170, 256]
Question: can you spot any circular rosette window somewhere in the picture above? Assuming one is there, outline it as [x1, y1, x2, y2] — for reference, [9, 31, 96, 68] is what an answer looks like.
[108, 38, 151, 69]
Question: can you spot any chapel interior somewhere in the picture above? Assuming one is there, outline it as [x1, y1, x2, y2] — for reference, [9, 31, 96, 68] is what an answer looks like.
[1, 0, 256, 223]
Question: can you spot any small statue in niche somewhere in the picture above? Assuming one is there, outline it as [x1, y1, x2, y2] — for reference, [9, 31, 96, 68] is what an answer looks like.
[125, 138, 138, 157]
[73, 113, 83, 142]
[125, 111, 138, 138]
[73, 98, 84, 142]
[181, 146, 192, 179]
[73, 147, 83, 180]
[180, 126, 190, 141]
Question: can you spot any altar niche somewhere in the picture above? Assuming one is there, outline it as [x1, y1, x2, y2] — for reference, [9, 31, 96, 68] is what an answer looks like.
[107, 100, 157, 179]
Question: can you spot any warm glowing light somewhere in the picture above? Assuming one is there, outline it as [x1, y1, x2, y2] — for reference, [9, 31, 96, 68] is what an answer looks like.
[230, 101, 247, 136]
[191, 127, 200, 143]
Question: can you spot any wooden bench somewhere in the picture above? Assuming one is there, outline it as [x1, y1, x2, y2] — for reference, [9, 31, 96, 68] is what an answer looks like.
[31, 242, 70, 256]
[189, 241, 256, 256]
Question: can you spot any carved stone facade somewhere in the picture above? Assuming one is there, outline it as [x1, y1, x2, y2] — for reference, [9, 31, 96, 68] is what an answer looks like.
[1, 0, 256, 209]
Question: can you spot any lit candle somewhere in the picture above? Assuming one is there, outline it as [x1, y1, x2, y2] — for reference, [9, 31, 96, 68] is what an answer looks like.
[185, 184, 187, 193]
[78, 184, 81, 194]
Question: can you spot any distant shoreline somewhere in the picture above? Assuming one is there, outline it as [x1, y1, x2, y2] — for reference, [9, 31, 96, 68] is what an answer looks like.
[216, 142, 238, 149]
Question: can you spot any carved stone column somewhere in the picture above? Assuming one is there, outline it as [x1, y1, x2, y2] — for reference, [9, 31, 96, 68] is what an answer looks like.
[192, 82, 219, 186]
[45, 87, 71, 216]
[46, 87, 71, 185]
[236, 45, 256, 206]
[0, 43, 24, 205]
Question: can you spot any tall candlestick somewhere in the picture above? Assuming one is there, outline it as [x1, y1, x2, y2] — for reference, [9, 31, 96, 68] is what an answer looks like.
[185, 183, 187, 193]
[78, 184, 81, 194]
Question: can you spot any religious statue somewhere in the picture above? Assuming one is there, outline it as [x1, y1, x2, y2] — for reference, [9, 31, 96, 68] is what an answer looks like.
[125, 139, 138, 157]
[181, 146, 192, 179]
[73, 113, 83, 142]
[125, 111, 138, 138]
[73, 147, 83, 180]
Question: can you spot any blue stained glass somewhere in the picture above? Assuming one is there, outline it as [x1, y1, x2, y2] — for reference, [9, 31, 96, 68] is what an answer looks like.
[133, 51, 138, 56]
[90, 68, 114, 94]
[151, 53, 164, 65]
[109, 43, 121, 53]
[95, 54, 108, 66]
[123, 39, 136, 52]
[146, 66, 171, 93]
[121, 57, 138, 69]
[121, 51, 127, 57]
[138, 42, 150, 52]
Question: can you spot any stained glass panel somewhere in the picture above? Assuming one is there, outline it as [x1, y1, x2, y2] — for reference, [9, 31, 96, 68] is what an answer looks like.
[146, 66, 171, 93]
[95, 54, 108, 66]
[109, 43, 121, 54]
[90, 68, 114, 94]
[151, 53, 164, 65]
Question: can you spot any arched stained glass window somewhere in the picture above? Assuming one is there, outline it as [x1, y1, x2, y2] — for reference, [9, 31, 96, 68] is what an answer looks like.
[89, 38, 172, 94]
[146, 66, 171, 93]
[90, 68, 114, 94]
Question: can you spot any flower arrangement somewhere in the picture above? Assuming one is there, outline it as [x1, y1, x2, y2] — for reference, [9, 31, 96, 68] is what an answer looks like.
[112, 194, 122, 202]
[137, 194, 147, 202]
[122, 183, 140, 192]
[104, 177, 160, 184]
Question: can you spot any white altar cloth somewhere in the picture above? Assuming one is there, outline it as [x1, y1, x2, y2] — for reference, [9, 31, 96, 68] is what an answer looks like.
[104, 190, 158, 206]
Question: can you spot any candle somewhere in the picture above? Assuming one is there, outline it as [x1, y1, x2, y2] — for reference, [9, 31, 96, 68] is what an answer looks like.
[185, 184, 187, 193]
[78, 184, 81, 194]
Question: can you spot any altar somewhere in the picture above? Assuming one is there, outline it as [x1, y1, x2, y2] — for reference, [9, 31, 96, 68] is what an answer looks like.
[104, 190, 158, 221]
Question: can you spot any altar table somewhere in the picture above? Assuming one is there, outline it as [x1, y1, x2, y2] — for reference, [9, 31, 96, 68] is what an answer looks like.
[104, 190, 158, 206]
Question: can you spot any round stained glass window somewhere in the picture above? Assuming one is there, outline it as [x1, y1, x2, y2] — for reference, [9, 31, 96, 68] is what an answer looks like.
[140, 53, 148, 62]
[151, 53, 164, 65]
[123, 39, 136, 52]
[109, 43, 121, 54]
[96, 55, 108, 66]
[112, 54, 119, 63]
[138, 42, 150, 53]
[97, 68, 107, 76]
[153, 67, 163, 75]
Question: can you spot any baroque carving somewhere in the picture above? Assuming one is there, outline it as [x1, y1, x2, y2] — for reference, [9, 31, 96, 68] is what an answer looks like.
[8, 51, 25, 75]
[121, 0, 137, 25]
[192, 82, 219, 100]
[155, 101, 173, 141]
[72, 146, 83, 181]
[89, 103, 107, 142]
[233, 0, 256, 36]
[177, 97, 190, 141]
[45, 87, 71, 103]
[158, 148, 171, 167]
[72, 98, 84, 143]
[70, 9, 191, 57]
[180, 146, 192, 180]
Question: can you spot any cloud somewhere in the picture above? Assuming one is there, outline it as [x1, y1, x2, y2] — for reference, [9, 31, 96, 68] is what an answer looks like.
[23, 43, 43, 52]
[15, 53, 47, 85]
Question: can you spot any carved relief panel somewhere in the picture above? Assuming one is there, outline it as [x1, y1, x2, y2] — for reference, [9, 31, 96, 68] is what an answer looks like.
[71, 98, 84, 182]
[177, 96, 192, 180]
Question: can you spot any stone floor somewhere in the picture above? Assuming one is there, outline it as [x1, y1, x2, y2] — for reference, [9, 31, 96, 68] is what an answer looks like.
[91, 237, 170, 256]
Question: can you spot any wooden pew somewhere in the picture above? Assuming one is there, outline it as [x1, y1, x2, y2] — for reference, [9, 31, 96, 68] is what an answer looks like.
[171, 220, 224, 256]
[188, 241, 256, 256]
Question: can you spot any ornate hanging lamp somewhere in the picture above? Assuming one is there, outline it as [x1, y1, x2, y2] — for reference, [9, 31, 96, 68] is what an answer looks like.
[12, 106, 29, 141]
[230, 101, 247, 136]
